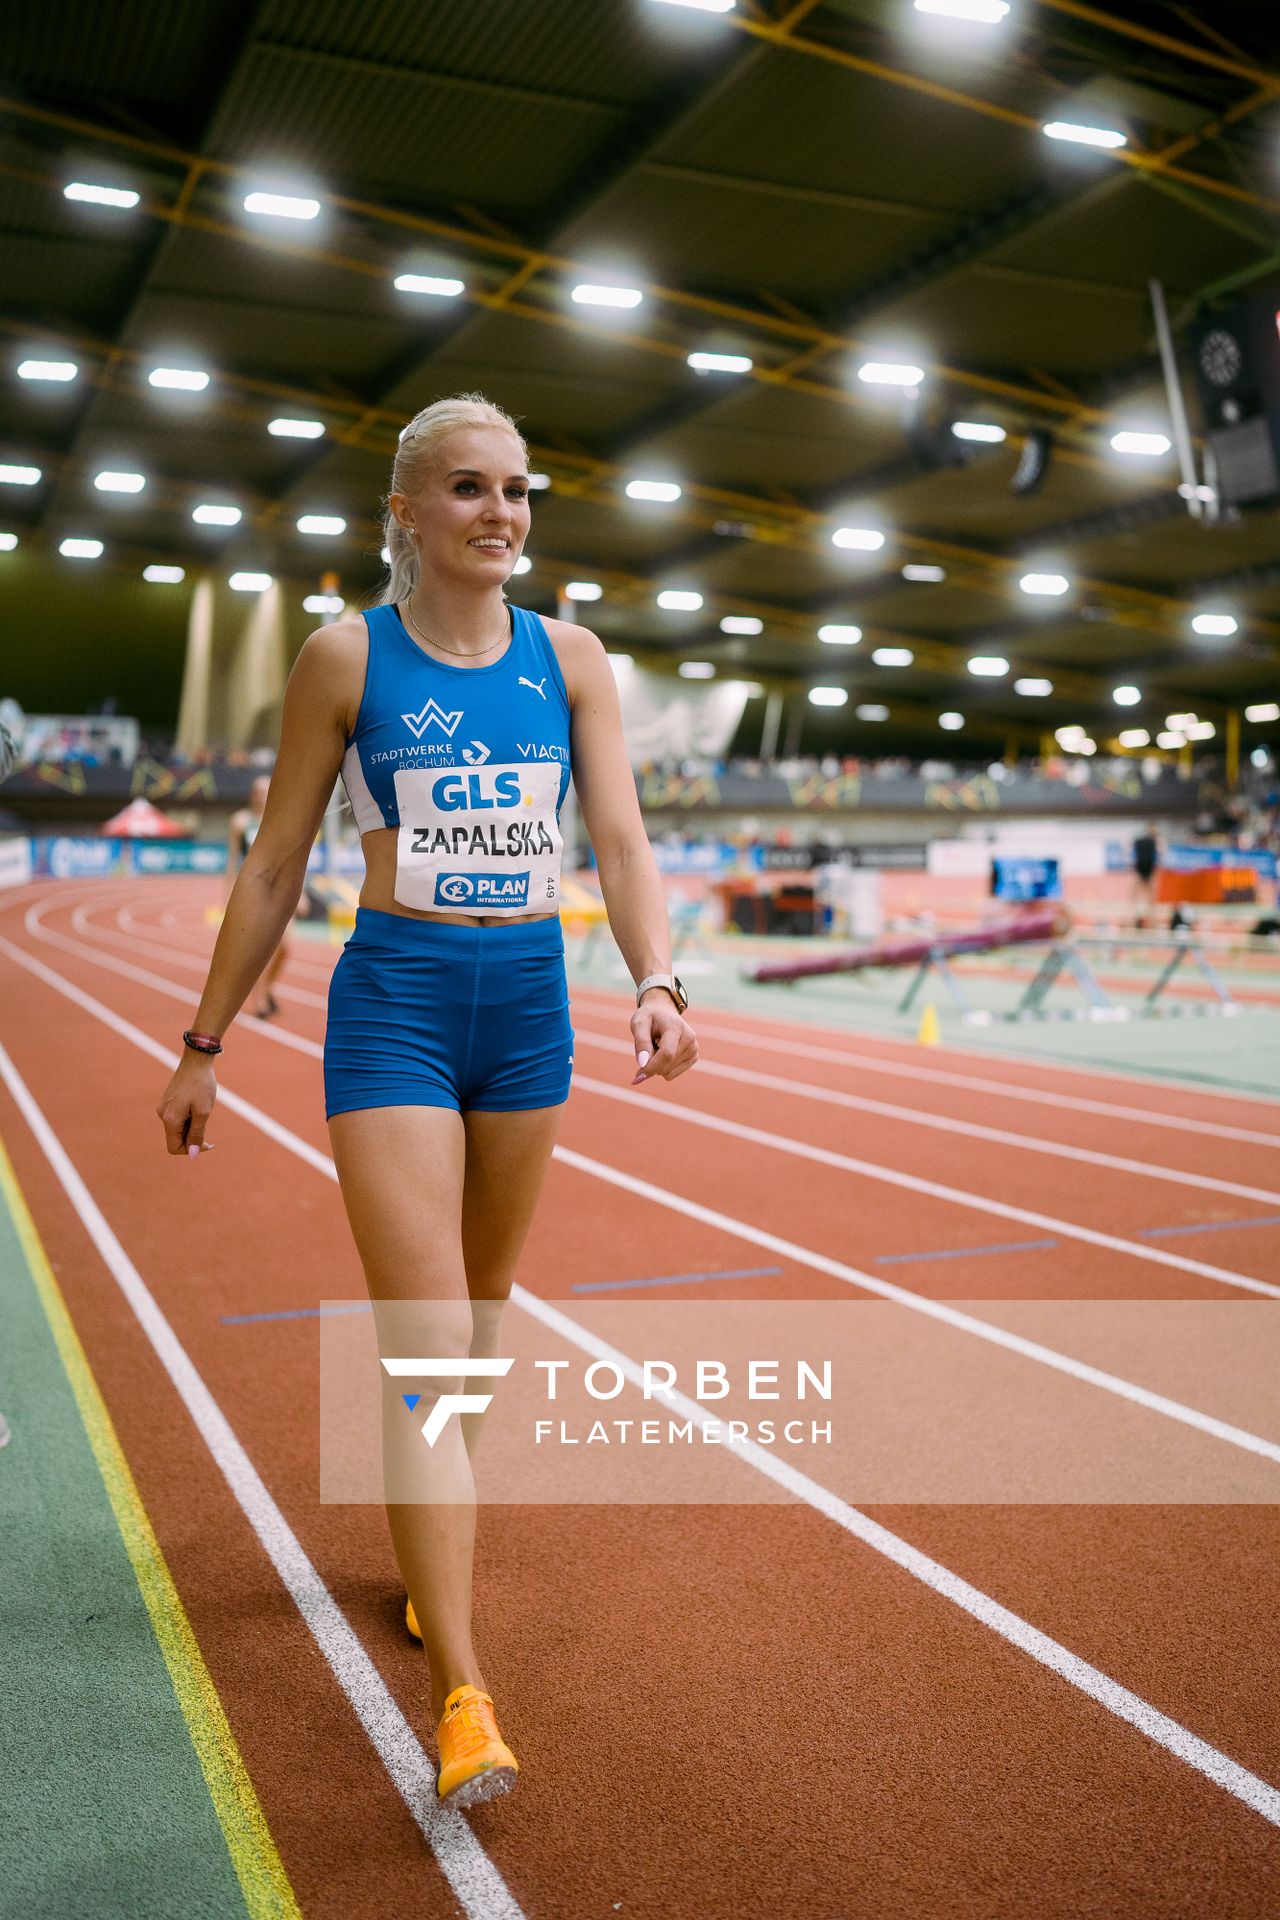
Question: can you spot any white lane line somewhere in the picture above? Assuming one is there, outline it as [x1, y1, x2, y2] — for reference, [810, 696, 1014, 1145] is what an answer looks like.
[3, 929, 1277, 1464]
[16, 904, 1280, 1305]
[24, 900, 326, 1062]
[572, 1023, 1280, 1207]
[516, 1280, 1280, 1829]
[5, 927, 1278, 1831]
[117, 892, 337, 985]
[74, 901, 331, 1013]
[572, 1072, 1280, 1301]
[0, 1037, 525, 1920]
[568, 998, 1280, 1151]
[568, 980, 1280, 1113]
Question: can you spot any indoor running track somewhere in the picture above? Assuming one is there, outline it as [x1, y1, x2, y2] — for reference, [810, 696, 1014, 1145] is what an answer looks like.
[2, 875, 1279, 1920]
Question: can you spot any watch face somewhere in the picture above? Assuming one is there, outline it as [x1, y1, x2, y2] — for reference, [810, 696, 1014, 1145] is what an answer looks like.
[673, 975, 688, 1011]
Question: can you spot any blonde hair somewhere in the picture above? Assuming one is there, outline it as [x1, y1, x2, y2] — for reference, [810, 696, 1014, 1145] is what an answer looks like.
[379, 392, 528, 605]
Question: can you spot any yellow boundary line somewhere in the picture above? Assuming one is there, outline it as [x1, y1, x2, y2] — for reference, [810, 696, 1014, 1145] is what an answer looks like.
[0, 1133, 301, 1920]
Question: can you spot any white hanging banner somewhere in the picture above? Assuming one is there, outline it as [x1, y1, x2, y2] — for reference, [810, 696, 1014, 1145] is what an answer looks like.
[613, 665, 747, 767]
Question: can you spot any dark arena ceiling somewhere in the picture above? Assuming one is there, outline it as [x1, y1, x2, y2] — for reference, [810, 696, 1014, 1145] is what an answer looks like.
[3, 0, 1280, 758]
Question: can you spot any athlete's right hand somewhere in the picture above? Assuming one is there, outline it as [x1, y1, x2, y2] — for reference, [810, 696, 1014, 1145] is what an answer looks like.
[157, 1055, 218, 1158]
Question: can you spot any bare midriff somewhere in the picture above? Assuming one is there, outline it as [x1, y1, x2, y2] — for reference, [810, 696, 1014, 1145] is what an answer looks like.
[356, 826, 559, 927]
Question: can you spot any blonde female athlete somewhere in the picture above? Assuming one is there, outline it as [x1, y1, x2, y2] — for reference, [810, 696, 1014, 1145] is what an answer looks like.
[157, 393, 698, 1808]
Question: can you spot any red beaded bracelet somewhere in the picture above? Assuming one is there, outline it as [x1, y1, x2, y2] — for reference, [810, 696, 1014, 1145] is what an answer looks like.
[182, 1030, 223, 1056]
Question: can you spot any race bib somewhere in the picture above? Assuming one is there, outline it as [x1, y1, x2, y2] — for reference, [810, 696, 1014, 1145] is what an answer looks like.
[392, 762, 563, 914]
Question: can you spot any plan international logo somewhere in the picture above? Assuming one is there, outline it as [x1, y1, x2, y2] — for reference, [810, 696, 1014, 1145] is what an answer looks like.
[401, 698, 463, 740]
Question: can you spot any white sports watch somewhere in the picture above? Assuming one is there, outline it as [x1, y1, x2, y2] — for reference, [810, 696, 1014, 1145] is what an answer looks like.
[635, 972, 688, 1014]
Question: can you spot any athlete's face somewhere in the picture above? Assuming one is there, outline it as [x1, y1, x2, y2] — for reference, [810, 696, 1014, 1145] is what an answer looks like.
[392, 426, 531, 588]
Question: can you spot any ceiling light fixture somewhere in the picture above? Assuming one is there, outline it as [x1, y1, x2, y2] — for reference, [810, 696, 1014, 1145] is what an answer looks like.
[143, 564, 185, 583]
[967, 655, 1009, 676]
[0, 465, 42, 486]
[626, 479, 681, 503]
[192, 503, 241, 526]
[393, 273, 464, 298]
[1112, 685, 1141, 706]
[914, 0, 1009, 20]
[1118, 730, 1150, 749]
[229, 571, 272, 592]
[902, 563, 945, 582]
[938, 711, 964, 730]
[269, 417, 325, 439]
[244, 190, 320, 220]
[303, 594, 344, 614]
[564, 581, 603, 602]
[857, 361, 925, 387]
[64, 182, 139, 208]
[94, 470, 145, 493]
[1042, 121, 1127, 150]
[17, 359, 78, 382]
[679, 661, 716, 678]
[1110, 430, 1171, 456]
[951, 421, 1006, 443]
[296, 514, 346, 536]
[872, 647, 913, 667]
[856, 703, 889, 721]
[818, 624, 862, 646]
[720, 615, 762, 634]
[808, 686, 848, 707]
[1245, 702, 1280, 723]
[1019, 571, 1070, 596]
[1191, 612, 1237, 636]
[571, 283, 644, 309]
[688, 352, 753, 373]
[1014, 677, 1053, 696]
[832, 526, 885, 551]
[149, 367, 210, 391]
[658, 590, 703, 611]
[59, 537, 103, 559]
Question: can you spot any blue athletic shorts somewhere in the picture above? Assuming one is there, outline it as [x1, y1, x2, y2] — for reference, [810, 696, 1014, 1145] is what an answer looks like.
[323, 907, 574, 1119]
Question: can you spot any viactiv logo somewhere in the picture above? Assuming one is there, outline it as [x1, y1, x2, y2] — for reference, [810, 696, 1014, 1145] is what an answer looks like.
[401, 698, 463, 739]
[381, 1357, 514, 1446]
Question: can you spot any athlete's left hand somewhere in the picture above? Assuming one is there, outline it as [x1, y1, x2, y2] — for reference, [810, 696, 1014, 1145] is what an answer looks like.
[631, 994, 698, 1086]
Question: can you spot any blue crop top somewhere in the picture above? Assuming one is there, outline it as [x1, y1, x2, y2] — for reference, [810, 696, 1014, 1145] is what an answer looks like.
[339, 601, 573, 917]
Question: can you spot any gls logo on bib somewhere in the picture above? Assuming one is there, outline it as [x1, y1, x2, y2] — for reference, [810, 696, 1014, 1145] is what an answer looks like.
[435, 872, 530, 908]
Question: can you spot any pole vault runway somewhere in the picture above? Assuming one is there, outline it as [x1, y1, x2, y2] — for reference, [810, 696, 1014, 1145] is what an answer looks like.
[3, 876, 1280, 1918]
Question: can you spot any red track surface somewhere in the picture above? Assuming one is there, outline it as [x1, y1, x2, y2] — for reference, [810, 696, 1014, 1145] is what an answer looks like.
[3, 876, 1280, 1919]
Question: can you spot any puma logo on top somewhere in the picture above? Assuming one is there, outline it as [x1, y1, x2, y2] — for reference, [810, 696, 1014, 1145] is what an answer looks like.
[401, 699, 463, 739]
[518, 676, 547, 700]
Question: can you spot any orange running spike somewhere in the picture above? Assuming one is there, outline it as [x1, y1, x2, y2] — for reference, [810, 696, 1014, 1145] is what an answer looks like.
[435, 1685, 519, 1807]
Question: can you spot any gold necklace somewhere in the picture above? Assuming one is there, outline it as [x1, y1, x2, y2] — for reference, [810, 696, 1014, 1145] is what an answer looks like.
[402, 599, 511, 658]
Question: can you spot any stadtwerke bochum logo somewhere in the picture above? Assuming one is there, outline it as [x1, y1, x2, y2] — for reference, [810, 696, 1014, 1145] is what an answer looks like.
[400, 698, 463, 739]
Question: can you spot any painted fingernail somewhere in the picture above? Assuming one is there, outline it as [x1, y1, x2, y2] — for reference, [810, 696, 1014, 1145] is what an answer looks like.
[637, 1051, 650, 1068]
[188, 1145, 200, 1158]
